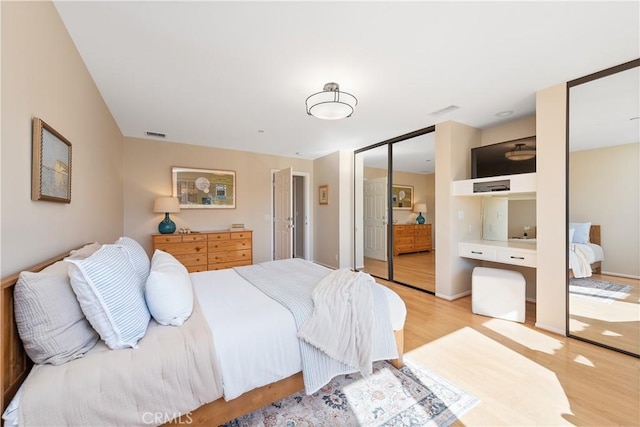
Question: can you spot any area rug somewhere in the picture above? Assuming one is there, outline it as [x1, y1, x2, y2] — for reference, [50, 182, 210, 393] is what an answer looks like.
[569, 278, 633, 304]
[224, 359, 479, 427]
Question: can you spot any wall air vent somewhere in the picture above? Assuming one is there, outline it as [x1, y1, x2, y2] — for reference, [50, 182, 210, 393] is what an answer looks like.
[146, 131, 166, 138]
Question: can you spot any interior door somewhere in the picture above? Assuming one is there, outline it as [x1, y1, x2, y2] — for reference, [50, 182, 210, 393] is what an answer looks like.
[274, 167, 293, 260]
[364, 176, 388, 261]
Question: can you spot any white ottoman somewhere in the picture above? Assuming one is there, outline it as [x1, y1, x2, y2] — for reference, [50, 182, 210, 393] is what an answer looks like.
[472, 267, 525, 323]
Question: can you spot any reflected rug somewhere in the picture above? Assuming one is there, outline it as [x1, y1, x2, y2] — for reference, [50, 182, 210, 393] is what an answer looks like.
[225, 359, 479, 427]
[569, 278, 633, 304]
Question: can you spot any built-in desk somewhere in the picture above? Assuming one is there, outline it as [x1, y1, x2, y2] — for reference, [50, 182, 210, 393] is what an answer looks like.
[459, 240, 537, 268]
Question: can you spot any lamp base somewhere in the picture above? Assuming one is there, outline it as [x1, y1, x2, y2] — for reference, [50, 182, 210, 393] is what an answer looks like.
[158, 213, 176, 234]
[416, 212, 425, 224]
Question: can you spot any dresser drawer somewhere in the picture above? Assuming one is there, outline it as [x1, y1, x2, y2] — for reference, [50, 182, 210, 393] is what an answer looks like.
[180, 234, 207, 242]
[153, 235, 183, 244]
[208, 233, 231, 241]
[231, 231, 252, 240]
[154, 241, 207, 255]
[458, 242, 497, 261]
[208, 239, 251, 253]
[208, 249, 252, 264]
[497, 250, 537, 268]
[172, 253, 208, 267]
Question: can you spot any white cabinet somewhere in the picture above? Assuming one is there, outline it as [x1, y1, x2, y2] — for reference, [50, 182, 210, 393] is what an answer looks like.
[452, 172, 536, 197]
[459, 240, 536, 268]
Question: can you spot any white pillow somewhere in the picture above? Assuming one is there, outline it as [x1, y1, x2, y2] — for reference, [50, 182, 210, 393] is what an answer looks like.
[569, 228, 575, 243]
[115, 236, 151, 284]
[14, 263, 99, 365]
[65, 242, 102, 260]
[68, 245, 150, 349]
[569, 222, 591, 244]
[145, 250, 194, 326]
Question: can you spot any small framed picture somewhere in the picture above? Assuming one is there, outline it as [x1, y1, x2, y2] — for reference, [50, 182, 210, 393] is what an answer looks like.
[392, 184, 413, 210]
[31, 118, 72, 203]
[319, 184, 329, 205]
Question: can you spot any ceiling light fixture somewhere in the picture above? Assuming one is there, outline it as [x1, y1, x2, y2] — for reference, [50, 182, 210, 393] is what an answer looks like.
[306, 82, 357, 120]
[505, 143, 536, 161]
[495, 110, 514, 118]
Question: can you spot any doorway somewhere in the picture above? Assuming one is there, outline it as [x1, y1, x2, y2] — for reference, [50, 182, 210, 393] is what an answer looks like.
[272, 169, 311, 261]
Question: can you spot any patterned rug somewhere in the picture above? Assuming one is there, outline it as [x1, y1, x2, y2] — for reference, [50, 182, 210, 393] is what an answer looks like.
[225, 359, 479, 427]
[569, 278, 633, 304]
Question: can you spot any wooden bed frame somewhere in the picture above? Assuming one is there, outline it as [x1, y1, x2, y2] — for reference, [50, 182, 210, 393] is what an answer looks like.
[569, 224, 602, 278]
[0, 250, 404, 426]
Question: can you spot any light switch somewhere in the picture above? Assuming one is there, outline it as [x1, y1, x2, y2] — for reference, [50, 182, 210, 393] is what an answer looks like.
[458, 210, 464, 220]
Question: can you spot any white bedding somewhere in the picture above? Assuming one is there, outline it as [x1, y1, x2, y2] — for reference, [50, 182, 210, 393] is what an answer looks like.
[4, 262, 407, 425]
[191, 265, 406, 400]
[569, 242, 604, 278]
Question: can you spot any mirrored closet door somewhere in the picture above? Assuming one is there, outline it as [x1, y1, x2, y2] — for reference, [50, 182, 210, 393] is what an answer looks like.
[391, 133, 435, 292]
[354, 127, 435, 292]
[355, 144, 390, 281]
[567, 59, 640, 356]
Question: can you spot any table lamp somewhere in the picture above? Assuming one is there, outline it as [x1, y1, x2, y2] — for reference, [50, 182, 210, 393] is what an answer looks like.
[153, 197, 180, 234]
[413, 203, 427, 224]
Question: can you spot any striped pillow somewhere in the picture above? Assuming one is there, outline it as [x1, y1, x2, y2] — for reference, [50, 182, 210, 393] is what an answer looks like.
[68, 245, 150, 349]
[115, 236, 151, 283]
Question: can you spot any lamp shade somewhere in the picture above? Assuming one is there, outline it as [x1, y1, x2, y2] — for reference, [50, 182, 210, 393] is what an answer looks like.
[413, 203, 427, 213]
[306, 82, 357, 120]
[153, 197, 180, 213]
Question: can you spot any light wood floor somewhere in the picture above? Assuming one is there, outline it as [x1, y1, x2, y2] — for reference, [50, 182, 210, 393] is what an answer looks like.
[363, 251, 435, 293]
[569, 273, 639, 355]
[379, 279, 640, 426]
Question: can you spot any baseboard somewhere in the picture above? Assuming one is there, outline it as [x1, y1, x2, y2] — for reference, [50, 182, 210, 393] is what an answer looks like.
[601, 271, 640, 280]
[534, 322, 566, 336]
[436, 290, 471, 301]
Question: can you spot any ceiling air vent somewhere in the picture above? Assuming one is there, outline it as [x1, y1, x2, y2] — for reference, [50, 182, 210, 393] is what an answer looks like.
[146, 131, 166, 138]
[430, 105, 460, 116]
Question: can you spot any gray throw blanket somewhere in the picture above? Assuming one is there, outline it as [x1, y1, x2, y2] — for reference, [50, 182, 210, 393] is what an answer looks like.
[234, 258, 397, 394]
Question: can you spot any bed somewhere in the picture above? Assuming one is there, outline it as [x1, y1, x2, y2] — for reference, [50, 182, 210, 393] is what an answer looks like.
[1, 243, 406, 426]
[569, 223, 604, 278]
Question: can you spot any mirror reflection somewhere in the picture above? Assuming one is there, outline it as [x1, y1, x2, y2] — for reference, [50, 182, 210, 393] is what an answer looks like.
[391, 134, 435, 292]
[354, 131, 436, 293]
[568, 62, 639, 356]
[355, 145, 389, 280]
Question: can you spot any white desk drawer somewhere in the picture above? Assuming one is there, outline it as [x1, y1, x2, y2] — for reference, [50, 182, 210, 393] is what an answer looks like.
[459, 243, 497, 262]
[497, 249, 537, 268]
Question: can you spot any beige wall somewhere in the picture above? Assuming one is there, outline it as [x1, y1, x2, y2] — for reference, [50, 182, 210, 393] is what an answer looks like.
[311, 150, 353, 269]
[1, 1, 123, 275]
[536, 82, 567, 335]
[435, 121, 482, 299]
[123, 137, 313, 263]
[570, 142, 639, 277]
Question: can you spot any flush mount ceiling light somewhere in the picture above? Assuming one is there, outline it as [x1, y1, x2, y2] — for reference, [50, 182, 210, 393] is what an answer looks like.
[306, 82, 357, 120]
[505, 143, 536, 161]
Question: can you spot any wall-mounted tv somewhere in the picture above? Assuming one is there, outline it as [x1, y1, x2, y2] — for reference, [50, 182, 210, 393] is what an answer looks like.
[471, 136, 536, 179]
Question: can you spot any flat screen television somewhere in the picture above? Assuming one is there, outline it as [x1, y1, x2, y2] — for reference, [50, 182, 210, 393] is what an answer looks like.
[471, 136, 536, 179]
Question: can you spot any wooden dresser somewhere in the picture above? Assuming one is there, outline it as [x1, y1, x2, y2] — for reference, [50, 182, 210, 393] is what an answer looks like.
[152, 230, 253, 272]
[393, 224, 432, 256]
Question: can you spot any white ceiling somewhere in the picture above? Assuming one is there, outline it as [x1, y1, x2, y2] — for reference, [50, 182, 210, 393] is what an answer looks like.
[53, 1, 639, 167]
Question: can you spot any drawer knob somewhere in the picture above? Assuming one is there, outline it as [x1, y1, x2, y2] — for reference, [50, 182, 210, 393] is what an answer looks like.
[471, 251, 483, 254]
[510, 256, 525, 260]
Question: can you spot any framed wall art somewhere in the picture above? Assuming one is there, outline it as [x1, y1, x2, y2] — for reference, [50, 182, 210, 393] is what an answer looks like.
[392, 184, 413, 210]
[319, 184, 329, 205]
[31, 118, 72, 203]
[172, 167, 236, 209]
